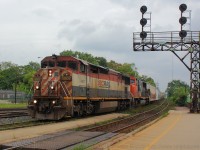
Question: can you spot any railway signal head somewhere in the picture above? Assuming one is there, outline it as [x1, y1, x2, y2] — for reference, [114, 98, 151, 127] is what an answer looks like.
[140, 18, 147, 27]
[179, 17, 187, 25]
[140, 5, 148, 40]
[140, 5, 147, 14]
[179, 4, 187, 38]
[140, 31, 147, 39]
[179, 4, 187, 12]
[179, 30, 187, 38]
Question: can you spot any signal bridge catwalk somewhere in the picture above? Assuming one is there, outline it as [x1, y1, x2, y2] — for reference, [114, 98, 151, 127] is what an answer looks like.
[133, 31, 200, 112]
[133, 31, 200, 51]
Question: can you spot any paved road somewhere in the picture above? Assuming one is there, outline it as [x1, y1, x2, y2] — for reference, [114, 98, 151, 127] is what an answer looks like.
[109, 107, 200, 150]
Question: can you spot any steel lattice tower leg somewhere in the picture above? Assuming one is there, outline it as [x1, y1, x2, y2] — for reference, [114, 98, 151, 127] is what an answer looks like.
[190, 42, 200, 112]
[199, 46, 200, 112]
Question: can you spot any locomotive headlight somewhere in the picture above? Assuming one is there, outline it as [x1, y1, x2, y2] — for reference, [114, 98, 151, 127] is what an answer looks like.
[50, 86, 54, 90]
[33, 100, 37, 104]
[52, 101, 56, 104]
[36, 85, 39, 90]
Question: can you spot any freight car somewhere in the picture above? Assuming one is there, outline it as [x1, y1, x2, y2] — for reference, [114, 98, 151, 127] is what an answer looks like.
[28, 55, 160, 120]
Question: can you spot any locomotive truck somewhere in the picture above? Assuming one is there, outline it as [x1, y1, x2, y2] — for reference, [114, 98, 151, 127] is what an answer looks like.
[28, 55, 159, 120]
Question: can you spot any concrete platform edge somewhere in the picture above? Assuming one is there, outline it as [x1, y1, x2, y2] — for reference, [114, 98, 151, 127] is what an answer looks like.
[91, 115, 167, 150]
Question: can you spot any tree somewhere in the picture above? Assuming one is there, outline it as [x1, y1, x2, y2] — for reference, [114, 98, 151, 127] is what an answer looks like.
[0, 61, 40, 94]
[107, 61, 139, 77]
[60, 50, 99, 65]
[118, 63, 135, 76]
[166, 80, 189, 106]
[17, 62, 40, 93]
[107, 60, 120, 70]
[0, 61, 17, 70]
[95, 57, 107, 67]
[24, 61, 40, 71]
[0, 65, 23, 89]
[140, 75, 156, 86]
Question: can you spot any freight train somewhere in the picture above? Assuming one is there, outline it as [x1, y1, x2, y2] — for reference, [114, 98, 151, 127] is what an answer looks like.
[28, 55, 161, 120]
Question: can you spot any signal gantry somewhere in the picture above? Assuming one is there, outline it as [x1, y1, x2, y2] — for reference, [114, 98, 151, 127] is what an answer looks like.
[133, 4, 200, 113]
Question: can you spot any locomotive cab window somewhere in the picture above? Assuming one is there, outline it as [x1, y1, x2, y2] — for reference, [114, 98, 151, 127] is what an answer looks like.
[57, 61, 66, 67]
[49, 61, 55, 67]
[41, 62, 48, 68]
[68, 61, 77, 70]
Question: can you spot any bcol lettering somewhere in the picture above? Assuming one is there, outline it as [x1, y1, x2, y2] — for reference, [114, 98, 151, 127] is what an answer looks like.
[98, 80, 110, 88]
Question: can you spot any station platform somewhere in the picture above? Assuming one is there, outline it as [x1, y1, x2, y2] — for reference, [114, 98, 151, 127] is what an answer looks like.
[109, 107, 200, 150]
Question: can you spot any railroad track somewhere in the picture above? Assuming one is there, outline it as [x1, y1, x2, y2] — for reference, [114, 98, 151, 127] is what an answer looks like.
[0, 108, 28, 119]
[1, 100, 169, 150]
[86, 99, 168, 133]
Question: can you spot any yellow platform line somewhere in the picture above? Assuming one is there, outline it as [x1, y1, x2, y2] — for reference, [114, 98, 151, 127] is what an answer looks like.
[109, 113, 177, 150]
[144, 113, 182, 150]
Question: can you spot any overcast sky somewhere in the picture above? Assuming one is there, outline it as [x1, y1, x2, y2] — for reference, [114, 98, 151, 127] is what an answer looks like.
[0, 0, 200, 91]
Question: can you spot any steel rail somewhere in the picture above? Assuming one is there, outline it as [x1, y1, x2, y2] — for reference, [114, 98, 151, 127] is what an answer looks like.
[84, 100, 167, 132]
[60, 100, 169, 150]
[0, 108, 28, 119]
[113, 102, 169, 133]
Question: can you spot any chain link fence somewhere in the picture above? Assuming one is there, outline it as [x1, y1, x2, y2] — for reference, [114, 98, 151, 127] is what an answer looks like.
[0, 90, 32, 103]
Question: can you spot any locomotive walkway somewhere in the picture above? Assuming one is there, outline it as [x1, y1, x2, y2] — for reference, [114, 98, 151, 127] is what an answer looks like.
[109, 107, 200, 150]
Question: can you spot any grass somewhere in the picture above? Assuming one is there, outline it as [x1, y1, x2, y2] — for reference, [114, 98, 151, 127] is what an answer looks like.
[0, 103, 27, 109]
[162, 112, 169, 118]
[122, 101, 163, 115]
[73, 143, 88, 150]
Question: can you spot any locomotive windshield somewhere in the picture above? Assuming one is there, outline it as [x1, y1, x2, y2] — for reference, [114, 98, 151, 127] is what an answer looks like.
[41, 60, 78, 70]
[41, 62, 47, 68]
[41, 61, 55, 68]
[57, 61, 66, 67]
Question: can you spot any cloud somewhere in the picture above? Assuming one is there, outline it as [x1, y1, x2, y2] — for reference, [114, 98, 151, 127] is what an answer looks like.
[58, 15, 136, 51]
[58, 19, 97, 41]
[109, 0, 137, 9]
[31, 7, 56, 19]
[0, 0, 199, 92]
